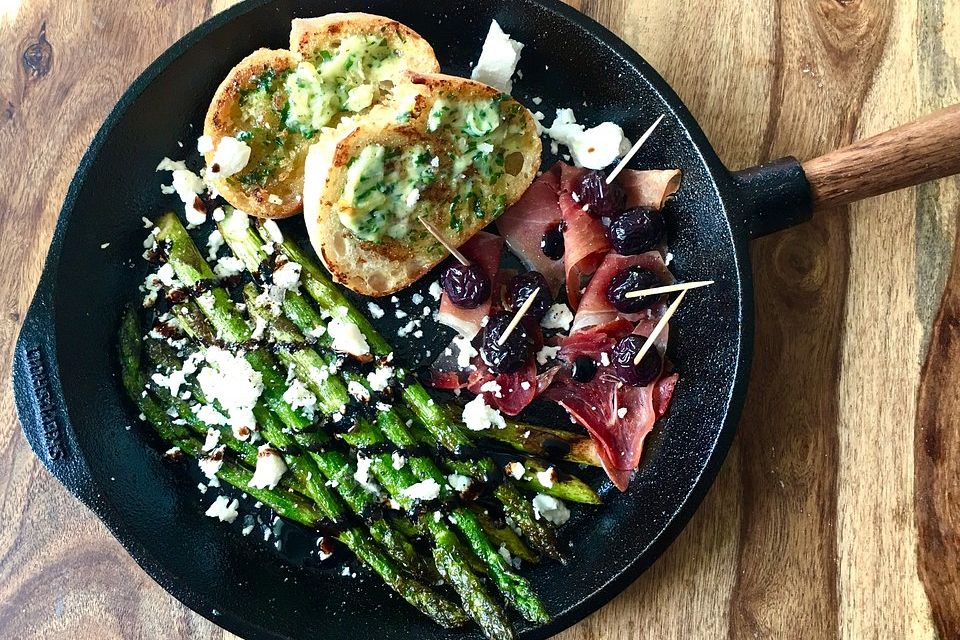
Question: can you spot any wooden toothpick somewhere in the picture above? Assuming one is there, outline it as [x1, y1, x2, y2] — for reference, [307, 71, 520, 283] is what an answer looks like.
[418, 216, 470, 266]
[606, 114, 665, 185]
[632, 288, 687, 365]
[497, 287, 541, 346]
[625, 280, 714, 299]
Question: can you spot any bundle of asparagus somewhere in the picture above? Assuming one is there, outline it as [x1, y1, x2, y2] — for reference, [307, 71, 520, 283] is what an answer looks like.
[122, 209, 604, 640]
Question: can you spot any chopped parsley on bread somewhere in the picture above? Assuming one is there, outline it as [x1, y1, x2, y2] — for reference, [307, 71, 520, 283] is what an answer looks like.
[203, 13, 439, 219]
[302, 72, 541, 297]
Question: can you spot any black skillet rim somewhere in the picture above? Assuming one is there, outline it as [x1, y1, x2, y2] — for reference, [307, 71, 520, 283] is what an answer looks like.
[13, 0, 755, 637]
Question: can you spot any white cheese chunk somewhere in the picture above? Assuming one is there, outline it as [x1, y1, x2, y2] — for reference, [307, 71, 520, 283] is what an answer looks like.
[202, 428, 221, 452]
[535, 344, 560, 365]
[447, 473, 473, 493]
[545, 109, 631, 170]
[282, 379, 318, 421]
[504, 461, 525, 480]
[198, 445, 225, 479]
[262, 219, 284, 244]
[366, 366, 394, 392]
[401, 479, 441, 501]
[532, 494, 570, 525]
[462, 394, 506, 431]
[205, 495, 240, 523]
[249, 445, 287, 489]
[535, 466, 558, 488]
[208, 136, 251, 179]
[197, 135, 215, 154]
[272, 260, 302, 290]
[347, 380, 370, 402]
[541, 303, 574, 331]
[196, 346, 263, 438]
[328, 318, 370, 357]
[471, 20, 524, 93]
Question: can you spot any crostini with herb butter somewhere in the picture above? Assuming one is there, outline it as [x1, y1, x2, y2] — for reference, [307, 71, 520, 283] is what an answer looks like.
[202, 14, 439, 219]
[302, 71, 542, 297]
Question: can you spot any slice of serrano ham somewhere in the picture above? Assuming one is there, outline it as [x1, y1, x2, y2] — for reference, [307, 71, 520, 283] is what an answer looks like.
[571, 251, 673, 333]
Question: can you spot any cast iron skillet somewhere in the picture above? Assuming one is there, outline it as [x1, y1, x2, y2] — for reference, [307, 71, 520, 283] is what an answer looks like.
[12, 0, 960, 638]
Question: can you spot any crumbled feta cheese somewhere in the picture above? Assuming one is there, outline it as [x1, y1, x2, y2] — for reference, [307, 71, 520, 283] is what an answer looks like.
[207, 136, 251, 179]
[452, 334, 478, 368]
[195, 404, 228, 427]
[100, 242, 110, 249]
[206, 229, 224, 261]
[151, 350, 202, 397]
[532, 494, 570, 525]
[401, 479, 441, 501]
[367, 302, 385, 319]
[392, 451, 407, 470]
[600, 352, 611, 367]
[196, 346, 263, 438]
[617, 407, 628, 419]
[411, 292, 424, 305]
[545, 109, 631, 170]
[479, 380, 503, 397]
[272, 260, 301, 290]
[462, 394, 506, 431]
[428, 281, 442, 300]
[157, 158, 207, 225]
[447, 473, 473, 492]
[212, 207, 226, 222]
[205, 495, 240, 523]
[347, 380, 370, 402]
[249, 445, 287, 489]
[471, 20, 524, 93]
[520, 380, 531, 390]
[164, 446, 182, 458]
[327, 318, 370, 357]
[504, 461, 525, 480]
[366, 366, 394, 392]
[308, 325, 326, 339]
[536, 466, 558, 488]
[283, 379, 318, 420]
[541, 303, 574, 331]
[261, 219, 284, 245]
[213, 255, 245, 280]
[202, 428, 221, 452]
[536, 344, 559, 365]
[498, 544, 513, 565]
[197, 135, 214, 154]
[198, 445, 225, 479]
[267, 193, 283, 205]
[354, 456, 380, 493]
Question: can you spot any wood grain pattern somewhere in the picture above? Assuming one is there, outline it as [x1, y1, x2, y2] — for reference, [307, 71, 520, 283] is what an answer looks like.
[803, 104, 960, 211]
[1, 1, 959, 639]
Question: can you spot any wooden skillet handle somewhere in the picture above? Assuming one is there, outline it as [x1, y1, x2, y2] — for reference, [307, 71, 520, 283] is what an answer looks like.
[801, 103, 960, 212]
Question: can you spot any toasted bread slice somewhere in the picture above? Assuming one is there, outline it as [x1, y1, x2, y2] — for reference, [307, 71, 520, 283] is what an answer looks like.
[303, 72, 542, 296]
[203, 49, 303, 218]
[203, 16, 439, 219]
[290, 13, 439, 74]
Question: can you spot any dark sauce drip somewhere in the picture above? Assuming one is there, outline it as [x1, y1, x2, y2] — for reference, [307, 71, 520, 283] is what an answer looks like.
[540, 436, 573, 459]
[540, 223, 565, 260]
[144, 239, 172, 264]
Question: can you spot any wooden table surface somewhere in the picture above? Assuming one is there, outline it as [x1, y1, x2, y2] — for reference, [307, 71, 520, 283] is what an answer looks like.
[2, 0, 959, 638]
